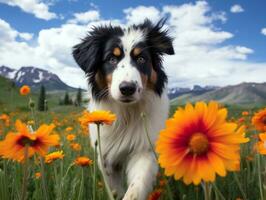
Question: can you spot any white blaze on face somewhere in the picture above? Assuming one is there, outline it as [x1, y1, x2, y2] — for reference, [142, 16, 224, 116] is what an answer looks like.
[110, 28, 146, 102]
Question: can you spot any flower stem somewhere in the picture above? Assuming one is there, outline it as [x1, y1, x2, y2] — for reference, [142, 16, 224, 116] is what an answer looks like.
[93, 142, 97, 200]
[78, 168, 84, 200]
[21, 146, 29, 200]
[212, 183, 226, 200]
[96, 124, 115, 200]
[203, 182, 211, 200]
[141, 113, 174, 200]
[40, 158, 49, 200]
[257, 154, 264, 200]
[233, 172, 247, 200]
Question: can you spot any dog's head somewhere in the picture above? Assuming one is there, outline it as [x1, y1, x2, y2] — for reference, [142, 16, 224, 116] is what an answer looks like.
[73, 19, 174, 104]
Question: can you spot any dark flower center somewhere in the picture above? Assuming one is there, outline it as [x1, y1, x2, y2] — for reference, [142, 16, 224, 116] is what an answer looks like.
[189, 132, 209, 155]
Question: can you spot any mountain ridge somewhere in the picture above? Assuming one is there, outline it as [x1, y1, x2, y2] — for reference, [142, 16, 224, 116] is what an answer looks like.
[0, 65, 78, 91]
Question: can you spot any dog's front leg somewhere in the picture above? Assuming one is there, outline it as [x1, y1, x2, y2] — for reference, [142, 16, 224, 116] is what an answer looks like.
[123, 151, 158, 200]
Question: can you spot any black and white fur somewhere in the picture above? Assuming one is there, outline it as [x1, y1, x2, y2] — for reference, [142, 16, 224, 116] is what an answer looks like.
[73, 19, 174, 200]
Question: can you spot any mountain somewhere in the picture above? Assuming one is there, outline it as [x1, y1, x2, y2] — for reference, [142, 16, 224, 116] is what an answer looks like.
[0, 65, 77, 91]
[171, 82, 266, 106]
[168, 85, 219, 99]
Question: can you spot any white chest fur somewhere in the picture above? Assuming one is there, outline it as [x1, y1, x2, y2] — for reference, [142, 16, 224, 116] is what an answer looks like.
[88, 90, 169, 166]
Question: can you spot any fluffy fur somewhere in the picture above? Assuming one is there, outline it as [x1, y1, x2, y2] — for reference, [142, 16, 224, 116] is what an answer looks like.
[73, 19, 174, 200]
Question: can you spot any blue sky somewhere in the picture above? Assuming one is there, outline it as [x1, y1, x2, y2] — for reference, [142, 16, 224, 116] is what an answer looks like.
[0, 0, 265, 88]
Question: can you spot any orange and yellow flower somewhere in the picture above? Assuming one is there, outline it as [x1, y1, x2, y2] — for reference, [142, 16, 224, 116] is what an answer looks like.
[35, 172, 42, 179]
[70, 142, 81, 151]
[20, 85, 31, 96]
[252, 108, 266, 132]
[242, 111, 249, 116]
[79, 110, 116, 126]
[256, 133, 266, 155]
[156, 101, 249, 185]
[0, 120, 60, 162]
[45, 150, 64, 163]
[74, 156, 93, 167]
[66, 134, 76, 141]
[65, 126, 73, 132]
[0, 114, 10, 126]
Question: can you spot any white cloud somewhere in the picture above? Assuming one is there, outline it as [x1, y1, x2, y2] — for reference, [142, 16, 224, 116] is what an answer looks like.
[0, 0, 57, 20]
[124, 6, 162, 24]
[18, 32, 34, 40]
[261, 28, 266, 36]
[68, 10, 100, 24]
[230, 4, 244, 13]
[0, 1, 265, 89]
[0, 19, 33, 42]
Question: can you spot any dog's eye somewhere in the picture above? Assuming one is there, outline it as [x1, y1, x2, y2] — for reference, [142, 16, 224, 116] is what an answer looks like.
[137, 57, 145, 64]
[109, 56, 118, 65]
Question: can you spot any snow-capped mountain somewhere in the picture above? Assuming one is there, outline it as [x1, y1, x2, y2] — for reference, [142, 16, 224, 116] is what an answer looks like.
[168, 85, 220, 99]
[0, 65, 77, 91]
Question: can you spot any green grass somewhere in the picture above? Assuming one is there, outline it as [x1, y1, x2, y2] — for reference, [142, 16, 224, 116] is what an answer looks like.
[0, 76, 266, 200]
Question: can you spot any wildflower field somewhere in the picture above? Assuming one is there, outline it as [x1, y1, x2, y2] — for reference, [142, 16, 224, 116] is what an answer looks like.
[0, 80, 266, 200]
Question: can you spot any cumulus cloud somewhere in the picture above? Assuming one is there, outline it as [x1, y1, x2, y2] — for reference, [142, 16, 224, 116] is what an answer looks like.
[230, 4, 244, 13]
[124, 6, 162, 24]
[261, 28, 266, 36]
[68, 10, 100, 24]
[0, 0, 57, 20]
[0, 1, 265, 89]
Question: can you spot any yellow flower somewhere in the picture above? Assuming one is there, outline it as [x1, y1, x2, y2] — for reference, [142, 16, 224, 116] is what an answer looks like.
[45, 151, 64, 163]
[20, 85, 30, 96]
[66, 134, 76, 141]
[252, 108, 266, 131]
[27, 120, 35, 125]
[79, 110, 116, 126]
[35, 172, 41, 179]
[70, 142, 81, 151]
[74, 156, 93, 167]
[0, 120, 60, 162]
[156, 101, 249, 185]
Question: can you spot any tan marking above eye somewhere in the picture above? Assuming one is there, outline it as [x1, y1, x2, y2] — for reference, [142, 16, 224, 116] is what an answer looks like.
[133, 47, 141, 56]
[113, 47, 121, 57]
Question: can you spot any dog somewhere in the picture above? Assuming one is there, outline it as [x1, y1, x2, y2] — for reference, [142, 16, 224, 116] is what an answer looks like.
[72, 19, 174, 200]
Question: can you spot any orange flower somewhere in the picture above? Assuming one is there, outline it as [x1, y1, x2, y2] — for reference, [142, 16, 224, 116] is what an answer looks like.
[0, 120, 60, 162]
[0, 114, 10, 126]
[74, 156, 93, 167]
[256, 133, 266, 155]
[147, 189, 162, 200]
[45, 150, 64, 163]
[66, 134, 76, 141]
[70, 142, 81, 151]
[35, 172, 42, 179]
[242, 111, 249, 116]
[79, 110, 116, 126]
[20, 85, 30, 96]
[156, 101, 249, 185]
[252, 108, 266, 131]
[65, 126, 73, 132]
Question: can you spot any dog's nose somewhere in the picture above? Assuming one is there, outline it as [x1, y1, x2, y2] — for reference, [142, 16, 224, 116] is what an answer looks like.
[119, 81, 137, 96]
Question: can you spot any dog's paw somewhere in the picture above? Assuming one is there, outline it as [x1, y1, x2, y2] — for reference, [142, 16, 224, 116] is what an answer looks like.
[122, 184, 138, 200]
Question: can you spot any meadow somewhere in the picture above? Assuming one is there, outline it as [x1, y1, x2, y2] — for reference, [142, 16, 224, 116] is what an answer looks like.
[0, 77, 266, 200]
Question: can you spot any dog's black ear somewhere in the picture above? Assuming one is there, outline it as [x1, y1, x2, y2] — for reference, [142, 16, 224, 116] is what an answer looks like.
[73, 25, 123, 73]
[142, 18, 174, 55]
[72, 30, 101, 73]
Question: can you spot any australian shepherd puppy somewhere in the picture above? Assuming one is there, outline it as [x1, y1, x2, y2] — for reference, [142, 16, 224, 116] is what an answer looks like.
[72, 19, 174, 200]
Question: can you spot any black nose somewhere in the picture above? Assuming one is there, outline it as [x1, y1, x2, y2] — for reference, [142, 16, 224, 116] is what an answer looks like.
[119, 81, 137, 96]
